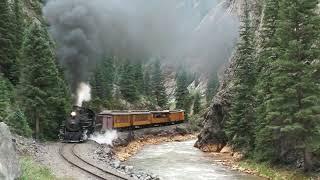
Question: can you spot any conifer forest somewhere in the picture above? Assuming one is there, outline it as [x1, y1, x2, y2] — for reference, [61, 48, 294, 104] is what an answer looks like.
[0, 0, 320, 178]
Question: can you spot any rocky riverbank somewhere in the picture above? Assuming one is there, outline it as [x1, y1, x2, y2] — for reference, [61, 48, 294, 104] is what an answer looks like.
[12, 124, 192, 180]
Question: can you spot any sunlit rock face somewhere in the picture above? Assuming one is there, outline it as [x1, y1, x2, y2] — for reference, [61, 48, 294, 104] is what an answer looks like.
[0, 122, 21, 180]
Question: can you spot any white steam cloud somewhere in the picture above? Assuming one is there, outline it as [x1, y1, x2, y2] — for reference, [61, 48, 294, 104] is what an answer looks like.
[89, 130, 118, 145]
[76, 82, 91, 106]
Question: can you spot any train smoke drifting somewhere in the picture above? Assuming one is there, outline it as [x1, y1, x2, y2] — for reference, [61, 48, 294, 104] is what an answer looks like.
[43, 0, 239, 95]
[76, 82, 91, 106]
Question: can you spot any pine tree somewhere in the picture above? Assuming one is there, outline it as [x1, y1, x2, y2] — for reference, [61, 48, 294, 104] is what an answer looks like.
[0, 74, 11, 122]
[144, 69, 152, 96]
[133, 61, 144, 95]
[257, 0, 320, 170]
[19, 22, 70, 139]
[13, 0, 24, 56]
[206, 72, 218, 104]
[100, 57, 115, 100]
[0, 0, 18, 84]
[193, 92, 201, 114]
[90, 57, 115, 109]
[254, 0, 280, 162]
[225, 1, 256, 151]
[7, 108, 32, 137]
[120, 61, 139, 103]
[175, 69, 189, 110]
[151, 60, 167, 108]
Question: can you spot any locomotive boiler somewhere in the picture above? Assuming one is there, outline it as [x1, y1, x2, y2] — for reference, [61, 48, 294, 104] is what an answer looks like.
[59, 106, 96, 142]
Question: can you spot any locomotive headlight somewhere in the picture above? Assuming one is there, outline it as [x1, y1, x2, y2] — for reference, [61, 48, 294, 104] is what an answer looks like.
[71, 111, 76, 117]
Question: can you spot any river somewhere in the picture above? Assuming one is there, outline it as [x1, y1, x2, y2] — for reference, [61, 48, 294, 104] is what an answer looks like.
[126, 140, 262, 180]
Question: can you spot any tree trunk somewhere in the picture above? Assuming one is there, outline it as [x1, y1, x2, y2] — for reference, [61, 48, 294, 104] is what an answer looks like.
[35, 115, 40, 140]
[304, 146, 313, 172]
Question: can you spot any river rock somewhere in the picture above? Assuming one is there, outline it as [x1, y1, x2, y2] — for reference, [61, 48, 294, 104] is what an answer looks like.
[220, 145, 233, 153]
[0, 122, 21, 180]
[233, 152, 244, 160]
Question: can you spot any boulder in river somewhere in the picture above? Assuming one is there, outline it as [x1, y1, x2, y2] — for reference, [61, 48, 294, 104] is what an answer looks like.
[0, 122, 21, 180]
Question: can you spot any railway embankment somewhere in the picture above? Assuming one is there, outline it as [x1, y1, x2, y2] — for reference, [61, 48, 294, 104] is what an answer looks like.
[13, 134, 161, 180]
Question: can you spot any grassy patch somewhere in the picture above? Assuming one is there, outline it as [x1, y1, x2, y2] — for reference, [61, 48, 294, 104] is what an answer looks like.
[20, 157, 57, 180]
[238, 160, 315, 180]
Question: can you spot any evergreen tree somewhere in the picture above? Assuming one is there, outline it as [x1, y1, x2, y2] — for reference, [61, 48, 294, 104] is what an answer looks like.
[151, 60, 167, 108]
[7, 109, 32, 137]
[193, 92, 201, 114]
[133, 61, 144, 95]
[0, 74, 11, 122]
[144, 69, 152, 96]
[257, 0, 320, 170]
[19, 22, 70, 139]
[0, 0, 18, 84]
[254, 0, 280, 161]
[206, 72, 218, 104]
[13, 0, 24, 56]
[119, 61, 139, 103]
[0, 74, 32, 136]
[90, 57, 115, 109]
[225, 1, 256, 151]
[175, 68, 189, 110]
[101, 57, 115, 100]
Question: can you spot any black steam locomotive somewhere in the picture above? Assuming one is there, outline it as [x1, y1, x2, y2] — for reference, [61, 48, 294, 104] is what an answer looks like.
[59, 106, 96, 142]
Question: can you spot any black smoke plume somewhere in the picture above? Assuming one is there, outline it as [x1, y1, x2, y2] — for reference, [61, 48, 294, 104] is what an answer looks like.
[43, 0, 239, 93]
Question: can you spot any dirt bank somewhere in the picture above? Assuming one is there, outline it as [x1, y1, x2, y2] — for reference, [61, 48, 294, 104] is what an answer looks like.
[202, 146, 316, 179]
[115, 133, 197, 161]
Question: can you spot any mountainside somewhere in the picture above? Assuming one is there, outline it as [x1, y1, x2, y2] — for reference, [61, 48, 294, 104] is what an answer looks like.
[196, 0, 320, 172]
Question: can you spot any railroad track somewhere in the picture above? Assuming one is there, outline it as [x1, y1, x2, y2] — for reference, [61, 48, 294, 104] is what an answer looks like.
[60, 143, 131, 180]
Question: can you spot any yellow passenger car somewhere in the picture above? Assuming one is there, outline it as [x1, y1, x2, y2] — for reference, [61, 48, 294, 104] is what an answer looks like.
[169, 110, 185, 123]
[150, 111, 171, 124]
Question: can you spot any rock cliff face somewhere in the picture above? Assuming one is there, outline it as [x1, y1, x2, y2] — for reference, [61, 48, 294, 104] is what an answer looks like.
[0, 122, 21, 180]
[195, 0, 262, 152]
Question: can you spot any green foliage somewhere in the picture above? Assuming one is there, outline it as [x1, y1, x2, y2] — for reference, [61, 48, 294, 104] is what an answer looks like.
[133, 61, 144, 94]
[222, 0, 320, 171]
[119, 60, 139, 103]
[193, 92, 202, 114]
[0, 0, 19, 84]
[19, 22, 70, 139]
[175, 68, 189, 110]
[90, 57, 115, 110]
[239, 160, 313, 180]
[151, 60, 167, 108]
[225, 1, 256, 151]
[7, 109, 32, 137]
[206, 72, 218, 104]
[255, 0, 320, 168]
[0, 74, 12, 121]
[253, 0, 280, 162]
[187, 113, 204, 132]
[144, 69, 152, 96]
[20, 157, 57, 180]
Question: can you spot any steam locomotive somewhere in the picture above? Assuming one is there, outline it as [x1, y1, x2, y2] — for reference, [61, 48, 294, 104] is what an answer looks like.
[59, 106, 97, 142]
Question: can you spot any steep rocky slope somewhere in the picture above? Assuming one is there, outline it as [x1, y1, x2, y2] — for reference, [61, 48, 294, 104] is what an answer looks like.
[195, 0, 262, 151]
